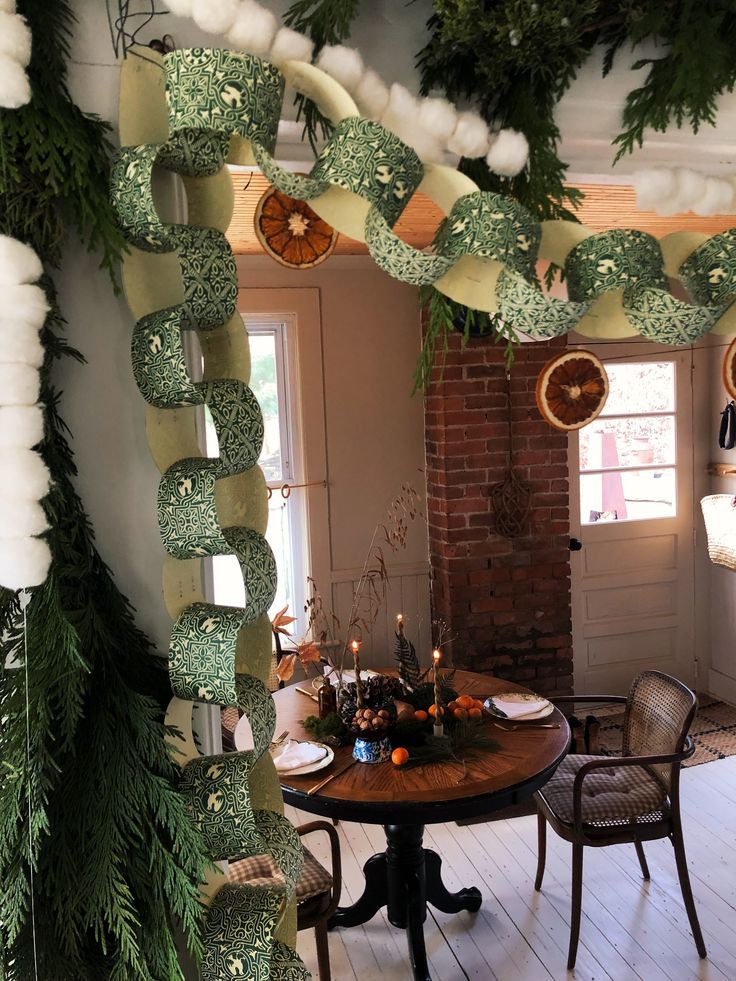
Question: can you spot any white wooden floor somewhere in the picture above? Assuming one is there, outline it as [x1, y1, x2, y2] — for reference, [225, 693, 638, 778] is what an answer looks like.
[286, 755, 736, 981]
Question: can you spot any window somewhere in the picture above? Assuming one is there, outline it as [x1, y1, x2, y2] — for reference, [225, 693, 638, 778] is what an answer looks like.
[578, 361, 677, 524]
[205, 316, 308, 628]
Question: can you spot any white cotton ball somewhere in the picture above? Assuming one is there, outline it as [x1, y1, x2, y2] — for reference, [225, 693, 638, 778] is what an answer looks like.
[0, 321, 43, 367]
[673, 168, 707, 212]
[0, 235, 42, 285]
[5, 284, 48, 330]
[0, 53, 29, 109]
[316, 44, 364, 93]
[354, 67, 389, 119]
[0, 363, 40, 406]
[0, 12, 31, 67]
[0, 1, 17, 13]
[226, 0, 277, 55]
[0, 405, 43, 448]
[0, 448, 49, 498]
[692, 177, 735, 216]
[0, 498, 47, 537]
[380, 83, 418, 138]
[447, 110, 491, 159]
[486, 128, 529, 177]
[191, 0, 239, 35]
[632, 168, 677, 211]
[160, 0, 193, 15]
[417, 97, 457, 141]
[0, 536, 51, 589]
[269, 27, 314, 67]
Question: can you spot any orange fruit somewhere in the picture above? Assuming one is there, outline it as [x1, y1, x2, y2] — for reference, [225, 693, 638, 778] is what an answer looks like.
[468, 707, 482, 719]
[536, 350, 609, 431]
[414, 710, 428, 722]
[456, 695, 474, 709]
[724, 337, 736, 399]
[453, 707, 468, 721]
[447, 700, 458, 712]
[391, 747, 409, 766]
[428, 704, 445, 717]
[255, 186, 338, 269]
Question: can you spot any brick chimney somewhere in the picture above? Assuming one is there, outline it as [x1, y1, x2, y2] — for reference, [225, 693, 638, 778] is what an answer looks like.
[425, 332, 573, 696]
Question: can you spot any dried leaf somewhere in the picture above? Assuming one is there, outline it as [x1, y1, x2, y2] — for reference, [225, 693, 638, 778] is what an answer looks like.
[276, 653, 297, 682]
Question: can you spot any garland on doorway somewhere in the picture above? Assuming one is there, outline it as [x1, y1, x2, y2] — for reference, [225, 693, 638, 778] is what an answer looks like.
[0, 2, 206, 977]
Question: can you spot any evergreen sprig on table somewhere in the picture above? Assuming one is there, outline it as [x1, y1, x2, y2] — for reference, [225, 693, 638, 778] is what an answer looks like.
[0, 1, 207, 976]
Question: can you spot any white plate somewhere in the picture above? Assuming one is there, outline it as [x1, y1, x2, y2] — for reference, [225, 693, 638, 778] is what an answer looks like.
[275, 742, 334, 777]
[484, 696, 554, 721]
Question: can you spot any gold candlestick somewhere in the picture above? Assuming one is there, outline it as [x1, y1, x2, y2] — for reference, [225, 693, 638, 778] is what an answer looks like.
[351, 639, 363, 707]
[433, 648, 443, 736]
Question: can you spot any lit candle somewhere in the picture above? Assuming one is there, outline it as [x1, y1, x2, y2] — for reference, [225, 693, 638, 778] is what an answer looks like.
[396, 613, 404, 637]
[433, 648, 443, 735]
[351, 639, 363, 707]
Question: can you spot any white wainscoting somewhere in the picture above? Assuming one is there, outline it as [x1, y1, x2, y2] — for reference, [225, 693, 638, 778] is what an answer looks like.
[330, 563, 432, 672]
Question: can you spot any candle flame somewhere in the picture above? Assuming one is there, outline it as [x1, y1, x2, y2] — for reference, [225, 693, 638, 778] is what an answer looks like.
[396, 613, 403, 622]
[351, 640, 360, 653]
[433, 648, 441, 663]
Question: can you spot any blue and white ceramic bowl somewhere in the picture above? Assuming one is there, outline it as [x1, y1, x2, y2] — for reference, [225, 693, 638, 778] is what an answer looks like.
[353, 734, 392, 764]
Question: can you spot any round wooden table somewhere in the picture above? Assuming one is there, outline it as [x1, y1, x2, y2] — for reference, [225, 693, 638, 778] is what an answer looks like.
[274, 670, 569, 981]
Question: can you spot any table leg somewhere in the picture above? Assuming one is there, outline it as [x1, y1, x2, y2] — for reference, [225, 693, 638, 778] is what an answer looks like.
[425, 849, 482, 914]
[328, 853, 387, 929]
[329, 823, 481, 981]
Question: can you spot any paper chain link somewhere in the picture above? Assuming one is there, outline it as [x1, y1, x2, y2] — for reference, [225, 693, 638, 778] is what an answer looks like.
[111, 49, 310, 980]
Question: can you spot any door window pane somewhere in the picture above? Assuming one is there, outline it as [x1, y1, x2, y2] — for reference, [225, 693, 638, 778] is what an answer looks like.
[579, 360, 677, 524]
[579, 416, 676, 471]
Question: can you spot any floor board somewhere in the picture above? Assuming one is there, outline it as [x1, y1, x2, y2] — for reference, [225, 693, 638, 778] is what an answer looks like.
[287, 755, 736, 980]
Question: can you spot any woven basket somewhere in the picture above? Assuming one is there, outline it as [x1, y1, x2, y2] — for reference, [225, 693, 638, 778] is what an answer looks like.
[701, 494, 736, 570]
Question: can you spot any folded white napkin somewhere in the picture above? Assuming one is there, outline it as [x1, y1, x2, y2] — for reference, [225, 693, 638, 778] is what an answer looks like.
[490, 696, 550, 720]
[272, 740, 328, 772]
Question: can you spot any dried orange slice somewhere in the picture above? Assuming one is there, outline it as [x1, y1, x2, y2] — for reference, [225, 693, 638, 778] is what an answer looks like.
[536, 350, 609, 431]
[723, 337, 736, 399]
[255, 186, 337, 269]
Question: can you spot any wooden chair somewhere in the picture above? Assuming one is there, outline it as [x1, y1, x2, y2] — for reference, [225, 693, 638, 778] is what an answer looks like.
[229, 820, 342, 980]
[533, 670, 706, 970]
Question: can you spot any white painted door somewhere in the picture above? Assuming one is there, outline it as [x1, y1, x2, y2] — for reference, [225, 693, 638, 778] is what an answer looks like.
[570, 345, 695, 694]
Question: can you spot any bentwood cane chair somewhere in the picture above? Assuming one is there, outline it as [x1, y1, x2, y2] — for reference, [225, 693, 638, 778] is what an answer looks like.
[533, 670, 706, 970]
[229, 820, 342, 980]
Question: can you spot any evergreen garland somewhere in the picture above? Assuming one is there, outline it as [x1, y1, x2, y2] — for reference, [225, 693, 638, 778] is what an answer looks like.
[283, 0, 360, 147]
[0, 2, 207, 977]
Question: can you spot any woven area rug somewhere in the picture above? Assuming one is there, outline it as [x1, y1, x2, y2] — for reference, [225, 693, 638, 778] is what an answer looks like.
[598, 695, 736, 767]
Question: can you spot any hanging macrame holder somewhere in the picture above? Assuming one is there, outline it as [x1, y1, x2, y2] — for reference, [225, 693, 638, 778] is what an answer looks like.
[701, 494, 736, 570]
[490, 372, 532, 538]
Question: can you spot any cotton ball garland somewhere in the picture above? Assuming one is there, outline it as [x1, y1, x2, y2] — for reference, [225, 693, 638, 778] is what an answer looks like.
[380, 83, 441, 159]
[316, 45, 365, 93]
[0, 537, 51, 590]
[0, 234, 43, 284]
[0, 52, 30, 108]
[447, 111, 491, 159]
[486, 128, 529, 177]
[5, 284, 49, 329]
[0, 499, 48, 537]
[0, 449, 50, 499]
[226, 0, 277, 55]
[354, 68, 390, 119]
[0, 11, 31, 67]
[269, 27, 314, 67]
[0, 322, 44, 367]
[674, 168, 707, 212]
[0, 405, 44, 448]
[418, 97, 457, 142]
[0, 363, 40, 405]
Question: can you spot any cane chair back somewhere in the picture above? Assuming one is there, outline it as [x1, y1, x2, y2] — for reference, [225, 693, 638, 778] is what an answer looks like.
[622, 670, 696, 792]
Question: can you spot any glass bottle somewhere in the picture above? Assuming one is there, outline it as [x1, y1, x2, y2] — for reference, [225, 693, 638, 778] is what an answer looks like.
[318, 674, 337, 718]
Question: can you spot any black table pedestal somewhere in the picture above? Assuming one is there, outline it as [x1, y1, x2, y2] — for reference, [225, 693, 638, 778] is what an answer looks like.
[328, 823, 482, 981]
